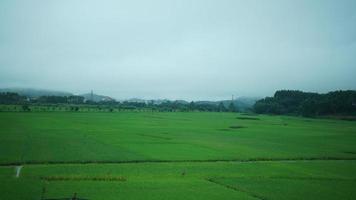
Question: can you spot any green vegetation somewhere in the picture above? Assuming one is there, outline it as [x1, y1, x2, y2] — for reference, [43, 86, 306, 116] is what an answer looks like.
[0, 91, 253, 112]
[1, 112, 356, 199]
[254, 90, 356, 117]
[3, 89, 356, 115]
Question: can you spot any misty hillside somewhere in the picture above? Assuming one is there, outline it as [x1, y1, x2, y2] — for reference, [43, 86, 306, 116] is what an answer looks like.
[197, 99, 258, 111]
[218, 97, 260, 111]
[126, 97, 258, 111]
[81, 93, 115, 102]
[0, 88, 73, 98]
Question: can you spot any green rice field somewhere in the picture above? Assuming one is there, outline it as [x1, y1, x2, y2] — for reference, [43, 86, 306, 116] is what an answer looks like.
[1, 112, 356, 199]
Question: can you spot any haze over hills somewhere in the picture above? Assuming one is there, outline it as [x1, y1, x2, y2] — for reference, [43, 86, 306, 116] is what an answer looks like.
[0, 88, 73, 98]
[80, 92, 115, 102]
[0, 87, 258, 110]
[0, 88, 115, 102]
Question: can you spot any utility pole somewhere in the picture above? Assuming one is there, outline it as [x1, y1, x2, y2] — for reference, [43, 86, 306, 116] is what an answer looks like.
[229, 94, 235, 112]
[91, 90, 93, 102]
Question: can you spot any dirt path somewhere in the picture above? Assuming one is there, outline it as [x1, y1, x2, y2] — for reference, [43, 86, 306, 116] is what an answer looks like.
[1, 157, 356, 167]
[15, 166, 23, 178]
[206, 178, 267, 200]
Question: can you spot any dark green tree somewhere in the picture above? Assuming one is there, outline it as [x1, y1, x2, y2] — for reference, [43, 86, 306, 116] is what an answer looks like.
[228, 102, 235, 112]
[218, 102, 226, 112]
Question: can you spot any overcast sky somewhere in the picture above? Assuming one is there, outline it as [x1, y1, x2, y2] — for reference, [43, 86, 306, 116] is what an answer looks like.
[1, 0, 356, 100]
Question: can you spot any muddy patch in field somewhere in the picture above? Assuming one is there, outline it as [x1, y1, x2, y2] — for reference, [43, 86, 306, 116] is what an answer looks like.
[271, 123, 288, 126]
[40, 175, 126, 182]
[240, 113, 258, 116]
[137, 133, 172, 140]
[229, 125, 246, 129]
[236, 117, 260, 120]
[343, 151, 356, 155]
[217, 128, 232, 131]
[339, 117, 356, 121]
[143, 115, 165, 119]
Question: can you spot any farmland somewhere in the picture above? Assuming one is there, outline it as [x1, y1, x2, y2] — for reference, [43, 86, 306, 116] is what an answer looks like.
[1, 112, 356, 199]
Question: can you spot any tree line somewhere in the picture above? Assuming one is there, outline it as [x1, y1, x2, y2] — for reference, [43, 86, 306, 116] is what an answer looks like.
[0, 92, 238, 112]
[253, 90, 356, 117]
[2, 90, 356, 116]
[0, 92, 85, 104]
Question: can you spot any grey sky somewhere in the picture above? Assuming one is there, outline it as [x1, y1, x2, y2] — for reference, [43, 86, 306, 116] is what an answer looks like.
[1, 0, 356, 100]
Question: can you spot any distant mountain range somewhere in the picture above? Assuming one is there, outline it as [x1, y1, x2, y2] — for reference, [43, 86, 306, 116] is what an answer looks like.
[218, 97, 259, 111]
[81, 93, 115, 102]
[0, 88, 116, 103]
[0, 87, 258, 109]
[194, 98, 258, 111]
[0, 88, 73, 98]
[126, 97, 258, 111]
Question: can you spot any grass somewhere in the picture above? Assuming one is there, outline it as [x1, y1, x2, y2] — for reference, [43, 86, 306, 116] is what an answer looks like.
[1, 111, 356, 199]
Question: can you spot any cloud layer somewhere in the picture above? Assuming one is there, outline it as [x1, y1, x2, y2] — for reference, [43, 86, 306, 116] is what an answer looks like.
[1, 0, 356, 100]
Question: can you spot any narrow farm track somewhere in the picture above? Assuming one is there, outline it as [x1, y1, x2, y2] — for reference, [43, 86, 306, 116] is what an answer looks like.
[206, 178, 268, 200]
[1, 157, 356, 167]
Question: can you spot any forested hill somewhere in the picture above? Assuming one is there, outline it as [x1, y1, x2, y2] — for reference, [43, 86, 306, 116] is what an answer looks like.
[253, 90, 356, 117]
[0, 88, 72, 97]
